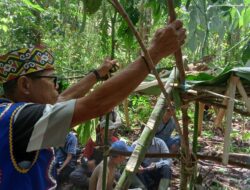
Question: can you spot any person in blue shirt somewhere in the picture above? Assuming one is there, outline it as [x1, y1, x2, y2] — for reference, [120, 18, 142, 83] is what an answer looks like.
[54, 131, 78, 189]
[156, 107, 181, 153]
[132, 137, 172, 190]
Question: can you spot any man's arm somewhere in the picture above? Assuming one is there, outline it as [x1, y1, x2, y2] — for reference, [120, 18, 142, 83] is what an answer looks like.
[155, 139, 172, 168]
[72, 20, 186, 126]
[57, 153, 72, 174]
[58, 58, 117, 102]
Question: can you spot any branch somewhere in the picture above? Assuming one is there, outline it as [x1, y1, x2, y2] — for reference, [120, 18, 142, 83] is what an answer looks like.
[110, 150, 250, 169]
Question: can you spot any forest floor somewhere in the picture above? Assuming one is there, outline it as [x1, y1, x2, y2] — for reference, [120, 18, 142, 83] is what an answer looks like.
[168, 118, 249, 189]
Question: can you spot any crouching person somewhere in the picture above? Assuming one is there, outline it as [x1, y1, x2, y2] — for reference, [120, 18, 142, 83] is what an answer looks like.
[68, 158, 90, 189]
[133, 137, 172, 190]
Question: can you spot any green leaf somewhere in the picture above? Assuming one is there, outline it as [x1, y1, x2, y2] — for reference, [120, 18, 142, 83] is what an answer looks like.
[186, 73, 215, 82]
[243, 7, 250, 27]
[185, 0, 192, 10]
[0, 25, 8, 32]
[243, 132, 250, 141]
[21, 0, 45, 12]
[172, 89, 181, 109]
[76, 119, 97, 145]
[84, 0, 102, 15]
[242, 41, 250, 64]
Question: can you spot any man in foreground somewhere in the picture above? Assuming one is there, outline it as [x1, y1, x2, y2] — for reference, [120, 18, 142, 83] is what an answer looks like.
[0, 20, 186, 189]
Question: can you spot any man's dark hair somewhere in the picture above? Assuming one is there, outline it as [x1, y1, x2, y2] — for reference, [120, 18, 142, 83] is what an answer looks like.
[3, 79, 18, 96]
[3, 70, 45, 96]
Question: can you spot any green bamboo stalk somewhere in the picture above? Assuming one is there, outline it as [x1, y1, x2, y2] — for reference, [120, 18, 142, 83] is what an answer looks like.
[189, 101, 199, 190]
[115, 68, 179, 189]
[193, 101, 199, 154]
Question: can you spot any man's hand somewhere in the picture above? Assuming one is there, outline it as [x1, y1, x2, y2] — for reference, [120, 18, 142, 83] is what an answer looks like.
[97, 58, 119, 79]
[146, 163, 156, 171]
[57, 168, 62, 175]
[148, 20, 186, 63]
[138, 163, 156, 173]
[138, 165, 145, 173]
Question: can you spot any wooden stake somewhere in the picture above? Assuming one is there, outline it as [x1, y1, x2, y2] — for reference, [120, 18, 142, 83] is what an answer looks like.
[198, 102, 205, 136]
[236, 80, 250, 113]
[214, 86, 230, 128]
[222, 76, 239, 165]
[123, 99, 130, 127]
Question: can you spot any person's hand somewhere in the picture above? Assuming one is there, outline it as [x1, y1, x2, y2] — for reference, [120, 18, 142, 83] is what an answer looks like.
[146, 163, 156, 171]
[97, 58, 119, 80]
[57, 168, 62, 175]
[87, 160, 96, 172]
[137, 166, 145, 173]
[148, 20, 186, 63]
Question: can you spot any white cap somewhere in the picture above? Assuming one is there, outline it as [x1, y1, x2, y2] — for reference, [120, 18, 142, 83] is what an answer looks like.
[100, 120, 118, 130]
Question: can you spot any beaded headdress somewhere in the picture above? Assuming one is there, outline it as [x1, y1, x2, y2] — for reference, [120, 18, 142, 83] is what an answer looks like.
[0, 45, 54, 84]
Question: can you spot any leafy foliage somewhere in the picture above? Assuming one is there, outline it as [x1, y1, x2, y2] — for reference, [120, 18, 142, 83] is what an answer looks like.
[0, 0, 249, 143]
[242, 40, 250, 64]
[83, 0, 102, 15]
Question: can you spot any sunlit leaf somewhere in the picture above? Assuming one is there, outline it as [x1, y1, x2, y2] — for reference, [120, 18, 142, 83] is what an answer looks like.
[21, 0, 45, 12]
[0, 25, 8, 32]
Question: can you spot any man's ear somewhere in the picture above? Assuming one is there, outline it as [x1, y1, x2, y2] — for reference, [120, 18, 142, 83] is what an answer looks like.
[16, 76, 31, 95]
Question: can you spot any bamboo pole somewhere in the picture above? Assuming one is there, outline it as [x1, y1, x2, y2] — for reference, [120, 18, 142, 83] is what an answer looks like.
[115, 68, 179, 190]
[222, 76, 239, 165]
[166, 1, 191, 189]
[123, 98, 130, 127]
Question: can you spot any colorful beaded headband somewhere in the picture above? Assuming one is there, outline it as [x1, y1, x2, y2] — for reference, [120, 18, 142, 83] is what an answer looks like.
[0, 45, 54, 84]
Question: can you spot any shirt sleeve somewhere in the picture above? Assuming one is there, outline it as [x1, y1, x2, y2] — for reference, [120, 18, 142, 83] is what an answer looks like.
[113, 111, 122, 128]
[26, 99, 76, 152]
[13, 103, 46, 163]
[155, 139, 172, 168]
[65, 133, 77, 154]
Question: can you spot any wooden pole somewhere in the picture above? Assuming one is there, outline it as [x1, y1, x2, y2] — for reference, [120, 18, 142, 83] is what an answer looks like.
[236, 79, 250, 113]
[222, 75, 239, 165]
[123, 98, 130, 127]
[198, 102, 205, 136]
[214, 87, 230, 128]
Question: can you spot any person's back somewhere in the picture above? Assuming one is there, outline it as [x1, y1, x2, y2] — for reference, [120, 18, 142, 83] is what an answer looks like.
[89, 160, 114, 190]
[55, 132, 78, 167]
[54, 132, 78, 189]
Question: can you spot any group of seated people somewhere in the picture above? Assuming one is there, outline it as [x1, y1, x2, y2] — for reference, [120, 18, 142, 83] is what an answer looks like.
[53, 107, 180, 190]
